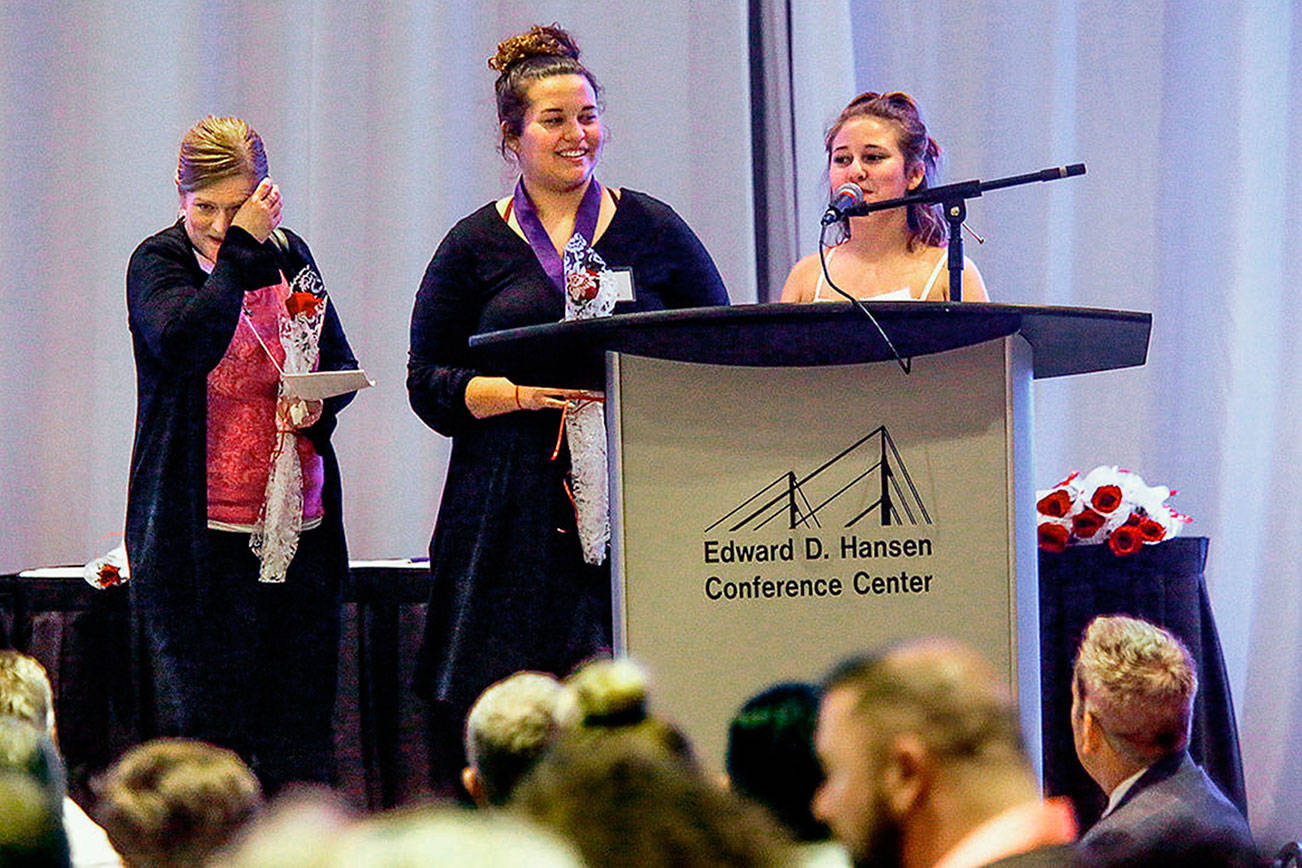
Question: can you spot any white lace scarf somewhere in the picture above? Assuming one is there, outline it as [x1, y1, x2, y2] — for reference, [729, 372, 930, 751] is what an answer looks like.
[562, 233, 615, 565]
[247, 265, 327, 582]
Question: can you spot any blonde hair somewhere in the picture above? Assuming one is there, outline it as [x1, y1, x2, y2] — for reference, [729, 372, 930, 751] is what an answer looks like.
[95, 738, 263, 868]
[561, 659, 694, 764]
[175, 116, 268, 193]
[0, 651, 53, 734]
[464, 672, 564, 805]
[1073, 615, 1196, 765]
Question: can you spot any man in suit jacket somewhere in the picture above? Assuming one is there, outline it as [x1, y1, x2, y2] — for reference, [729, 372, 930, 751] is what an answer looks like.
[1071, 615, 1256, 867]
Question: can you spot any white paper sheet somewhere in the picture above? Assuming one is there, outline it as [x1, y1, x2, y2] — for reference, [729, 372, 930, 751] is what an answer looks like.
[282, 369, 374, 401]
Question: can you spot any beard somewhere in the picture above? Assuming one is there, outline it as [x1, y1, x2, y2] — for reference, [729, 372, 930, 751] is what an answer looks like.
[850, 788, 904, 868]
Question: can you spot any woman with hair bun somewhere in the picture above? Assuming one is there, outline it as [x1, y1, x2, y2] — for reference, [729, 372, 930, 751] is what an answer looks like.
[408, 24, 728, 791]
[780, 91, 988, 302]
[126, 116, 357, 793]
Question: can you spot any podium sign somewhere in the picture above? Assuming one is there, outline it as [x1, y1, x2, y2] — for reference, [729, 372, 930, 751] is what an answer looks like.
[607, 336, 1039, 771]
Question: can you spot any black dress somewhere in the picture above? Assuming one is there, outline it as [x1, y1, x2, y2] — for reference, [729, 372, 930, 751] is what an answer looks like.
[408, 189, 729, 781]
[126, 221, 356, 792]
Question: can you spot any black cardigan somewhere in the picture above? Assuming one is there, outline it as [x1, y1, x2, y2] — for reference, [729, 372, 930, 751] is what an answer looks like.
[125, 221, 356, 616]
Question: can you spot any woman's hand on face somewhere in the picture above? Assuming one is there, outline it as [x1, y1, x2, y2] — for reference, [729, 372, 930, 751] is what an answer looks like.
[231, 178, 283, 243]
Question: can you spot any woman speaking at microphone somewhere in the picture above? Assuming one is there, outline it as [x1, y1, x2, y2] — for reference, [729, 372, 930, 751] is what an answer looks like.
[407, 24, 729, 791]
[780, 91, 989, 303]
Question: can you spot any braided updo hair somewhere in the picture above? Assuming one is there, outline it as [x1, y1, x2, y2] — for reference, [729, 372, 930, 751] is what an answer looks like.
[825, 91, 945, 249]
[489, 24, 602, 159]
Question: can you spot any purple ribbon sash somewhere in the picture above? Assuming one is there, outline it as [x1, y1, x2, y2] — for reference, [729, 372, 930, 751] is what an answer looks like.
[512, 177, 603, 293]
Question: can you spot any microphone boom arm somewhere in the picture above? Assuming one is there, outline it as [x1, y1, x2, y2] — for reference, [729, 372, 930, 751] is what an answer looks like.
[837, 163, 1086, 301]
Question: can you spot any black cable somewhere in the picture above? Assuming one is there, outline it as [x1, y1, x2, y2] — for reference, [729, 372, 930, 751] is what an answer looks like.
[816, 221, 912, 374]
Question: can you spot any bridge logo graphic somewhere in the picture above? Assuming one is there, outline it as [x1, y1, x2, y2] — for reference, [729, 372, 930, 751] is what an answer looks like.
[705, 426, 932, 533]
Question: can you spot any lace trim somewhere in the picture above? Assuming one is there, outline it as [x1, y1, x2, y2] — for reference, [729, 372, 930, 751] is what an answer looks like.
[248, 265, 328, 582]
[562, 234, 615, 565]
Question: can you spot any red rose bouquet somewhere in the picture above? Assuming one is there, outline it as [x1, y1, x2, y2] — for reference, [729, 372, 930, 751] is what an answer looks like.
[1036, 466, 1190, 556]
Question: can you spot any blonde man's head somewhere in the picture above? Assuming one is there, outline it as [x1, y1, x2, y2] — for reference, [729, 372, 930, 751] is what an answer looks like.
[0, 651, 54, 735]
[1073, 615, 1196, 765]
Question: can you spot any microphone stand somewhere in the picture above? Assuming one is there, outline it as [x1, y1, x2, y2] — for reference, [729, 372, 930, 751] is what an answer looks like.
[841, 163, 1086, 301]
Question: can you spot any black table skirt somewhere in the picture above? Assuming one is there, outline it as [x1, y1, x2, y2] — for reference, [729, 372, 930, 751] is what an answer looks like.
[1038, 536, 1247, 828]
[4, 538, 1246, 822]
[0, 564, 436, 810]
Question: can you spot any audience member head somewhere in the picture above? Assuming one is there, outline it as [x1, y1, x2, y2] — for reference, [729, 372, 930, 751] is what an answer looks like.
[0, 774, 70, 867]
[1072, 615, 1197, 787]
[331, 805, 582, 867]
[562, 658, 694, 764]
[726, 682, 828, 843]
[462, 671, 565, 806]
[214, 787, 352, 868]
[0, 717, 70, 866]
[815, 639, 1039, 868]
[824, 91, 945, 248]
[514, 732, 790, 868]
[0, 717, 65, 809]
[0, 651, 55, 736]
[94, 738, 264, 868]
[489, 23, 603, 161]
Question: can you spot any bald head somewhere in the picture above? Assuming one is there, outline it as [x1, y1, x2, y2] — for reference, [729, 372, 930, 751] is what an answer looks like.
[825, 638, 1025, 767]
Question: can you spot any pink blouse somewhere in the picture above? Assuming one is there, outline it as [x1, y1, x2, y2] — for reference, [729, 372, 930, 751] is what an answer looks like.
[206, 276, 324, 529]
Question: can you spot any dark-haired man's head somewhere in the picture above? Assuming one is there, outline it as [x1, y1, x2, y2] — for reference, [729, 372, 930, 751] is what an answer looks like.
[727, 681, 828, 842]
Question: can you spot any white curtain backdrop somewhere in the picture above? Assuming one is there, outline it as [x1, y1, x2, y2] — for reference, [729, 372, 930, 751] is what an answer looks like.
[0, 0, 755, 573]
[2, 0, 1299, 849]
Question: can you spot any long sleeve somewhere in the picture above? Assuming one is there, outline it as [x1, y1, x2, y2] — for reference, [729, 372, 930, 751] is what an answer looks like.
[407, 220, 485, 439]
[127, 224, 281, 374]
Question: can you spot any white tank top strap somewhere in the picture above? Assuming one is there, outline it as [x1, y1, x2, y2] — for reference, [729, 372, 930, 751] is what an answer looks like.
[921, 251, 948, 299]
[813, 246, 837, 301]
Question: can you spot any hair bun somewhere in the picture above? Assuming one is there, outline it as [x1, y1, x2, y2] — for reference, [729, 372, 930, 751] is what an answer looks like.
[566, 659, 649, 727]
[488, 23, 580, 72]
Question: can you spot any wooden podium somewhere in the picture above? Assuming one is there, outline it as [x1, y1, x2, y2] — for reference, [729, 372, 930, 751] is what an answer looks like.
[471, 302, 1150, 770]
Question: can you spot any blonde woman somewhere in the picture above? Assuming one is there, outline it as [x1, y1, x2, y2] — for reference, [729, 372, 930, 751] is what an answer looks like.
[125, 116, 356, 793]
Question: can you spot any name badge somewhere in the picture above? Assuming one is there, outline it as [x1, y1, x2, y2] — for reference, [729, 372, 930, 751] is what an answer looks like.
[602, 268, 636, 303]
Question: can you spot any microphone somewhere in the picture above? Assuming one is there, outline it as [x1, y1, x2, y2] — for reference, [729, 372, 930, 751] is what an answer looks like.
[822, 182, 865, 225]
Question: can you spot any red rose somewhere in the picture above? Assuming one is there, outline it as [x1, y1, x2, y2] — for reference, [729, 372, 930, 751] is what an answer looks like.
[1090, 484, 1123, 514]
[286, 291, 322, 318]
[1072, 509, 1106, 538]
[98, 563, 124, 587]
[566, 270, 599, 302]
[1124, 511, 1142, 526]
[1038, 522, 1070, 553]
[1037, 489, 1074, 518]
[1138, 517, 1167, 542]
[1108, 524, 1144, 556]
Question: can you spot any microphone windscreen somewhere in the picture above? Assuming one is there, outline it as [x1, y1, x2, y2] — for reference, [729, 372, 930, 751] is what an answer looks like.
[833, 182, 864, 204]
